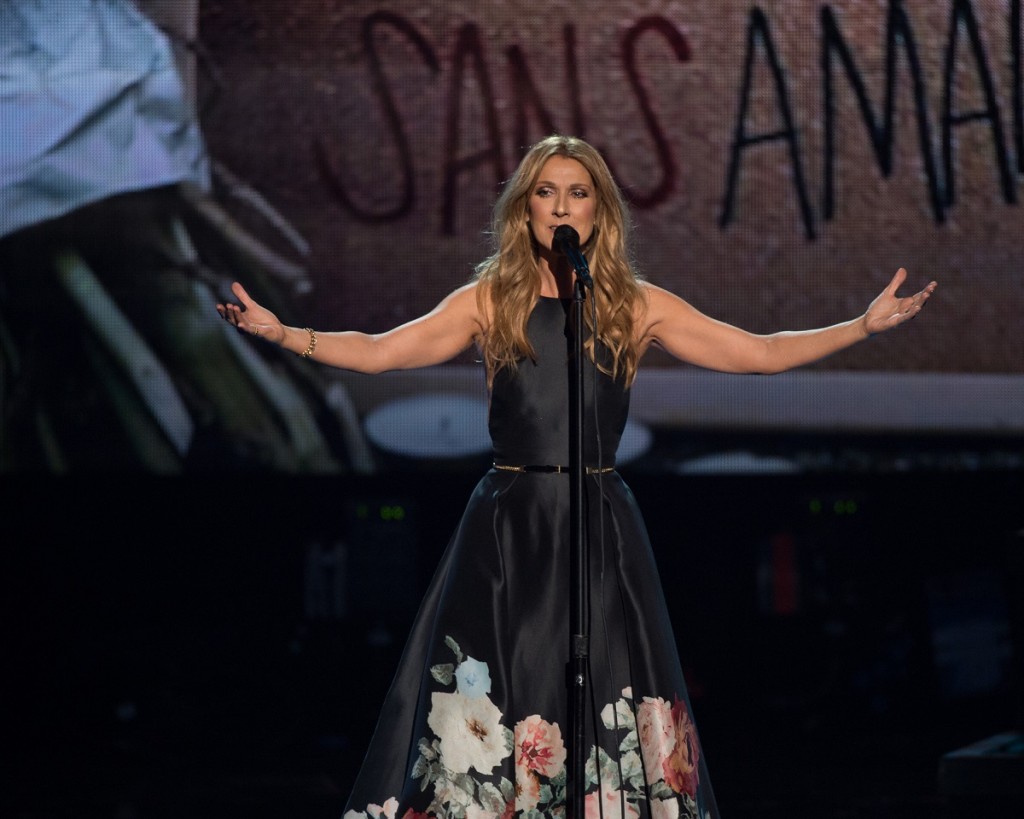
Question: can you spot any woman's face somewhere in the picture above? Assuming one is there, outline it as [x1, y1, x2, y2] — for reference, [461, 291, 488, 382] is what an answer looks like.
[526, 156, 597, 252]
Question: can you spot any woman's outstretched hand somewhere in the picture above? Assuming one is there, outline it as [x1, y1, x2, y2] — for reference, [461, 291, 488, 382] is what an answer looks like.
[863, 268, 938, 335]
[216, 281, 285, 345]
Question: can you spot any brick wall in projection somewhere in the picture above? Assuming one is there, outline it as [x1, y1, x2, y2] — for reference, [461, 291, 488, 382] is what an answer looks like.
[198, 0, 1023, 374]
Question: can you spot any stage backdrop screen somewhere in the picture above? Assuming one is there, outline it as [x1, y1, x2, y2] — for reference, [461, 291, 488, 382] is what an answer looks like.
[1, 0, 1021, 472]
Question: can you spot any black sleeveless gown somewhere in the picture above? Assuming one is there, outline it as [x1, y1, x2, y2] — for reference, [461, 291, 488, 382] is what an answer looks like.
[343, 298, 720, 819]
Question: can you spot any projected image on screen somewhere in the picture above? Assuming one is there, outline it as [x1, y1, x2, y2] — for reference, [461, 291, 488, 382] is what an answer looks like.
[1, 0, 1020, 473]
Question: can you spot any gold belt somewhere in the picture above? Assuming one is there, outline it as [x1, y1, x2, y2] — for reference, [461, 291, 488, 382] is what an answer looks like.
[493, 463, 614, 474]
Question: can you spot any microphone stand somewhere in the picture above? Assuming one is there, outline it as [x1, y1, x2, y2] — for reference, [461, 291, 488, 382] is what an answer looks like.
[567, 265, 593, 819]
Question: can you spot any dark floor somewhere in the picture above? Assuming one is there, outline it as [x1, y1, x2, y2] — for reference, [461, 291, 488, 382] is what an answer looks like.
[5, 469, 1023, 819]
[7, 713, 1023, 819]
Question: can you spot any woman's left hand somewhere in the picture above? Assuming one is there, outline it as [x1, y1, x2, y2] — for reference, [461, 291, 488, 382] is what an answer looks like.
[863, 268, 938, 335]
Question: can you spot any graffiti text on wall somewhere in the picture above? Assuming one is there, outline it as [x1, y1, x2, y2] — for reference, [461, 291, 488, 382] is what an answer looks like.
[315, 1, 1023, 240]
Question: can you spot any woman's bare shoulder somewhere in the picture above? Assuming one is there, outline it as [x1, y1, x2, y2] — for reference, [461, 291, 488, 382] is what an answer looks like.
[456, 278, 494, 328]
[634, 279, 669, 325]
[633, 280, 705, 347]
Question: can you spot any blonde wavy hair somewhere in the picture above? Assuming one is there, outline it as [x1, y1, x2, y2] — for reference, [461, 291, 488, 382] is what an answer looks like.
[474, 135, 646, 385]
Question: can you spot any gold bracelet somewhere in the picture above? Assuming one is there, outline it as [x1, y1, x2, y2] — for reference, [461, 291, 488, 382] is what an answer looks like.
[300, 327, 317, 358]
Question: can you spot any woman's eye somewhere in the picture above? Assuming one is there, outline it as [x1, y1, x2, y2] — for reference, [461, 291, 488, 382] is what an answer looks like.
[534, 187, 588, 198]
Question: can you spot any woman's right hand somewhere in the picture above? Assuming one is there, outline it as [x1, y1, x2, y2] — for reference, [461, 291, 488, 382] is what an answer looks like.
[216, 281, 285, 345]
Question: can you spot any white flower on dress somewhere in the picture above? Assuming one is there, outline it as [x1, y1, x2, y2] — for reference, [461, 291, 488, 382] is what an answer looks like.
[618, 749, 643, 785]
[454, 656, 492, 699]
[465, 803, 499, 819]
[650, 798, 680, 819]
[344, 798, 399, 819]
[600, 695, 636, 732]
[427, 691, 510, 775]
[367, 800, 398, 819]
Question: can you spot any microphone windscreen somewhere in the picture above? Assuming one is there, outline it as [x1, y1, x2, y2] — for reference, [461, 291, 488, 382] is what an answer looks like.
[553, 224, 580, 253]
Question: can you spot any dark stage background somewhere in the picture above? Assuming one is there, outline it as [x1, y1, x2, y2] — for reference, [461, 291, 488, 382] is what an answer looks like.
[2, 1, 1024, 818]
[5, 469, 1024, 818]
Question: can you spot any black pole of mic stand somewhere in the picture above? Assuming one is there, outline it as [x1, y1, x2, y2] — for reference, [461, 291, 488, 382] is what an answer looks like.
[568, 275, 588, 819]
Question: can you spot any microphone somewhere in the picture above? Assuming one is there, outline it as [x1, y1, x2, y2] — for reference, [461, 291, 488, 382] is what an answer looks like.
[553, 225, 593, 289]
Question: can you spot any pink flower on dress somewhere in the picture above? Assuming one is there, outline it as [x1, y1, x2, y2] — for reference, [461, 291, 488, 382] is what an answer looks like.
[401, 810, 431, 819]
[636, 696, 676, 785]
[584, 785, 640, 819]
[663, 696, 700, 798]
[514, 715, 567, 778]
[513, 714, 562, 811]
